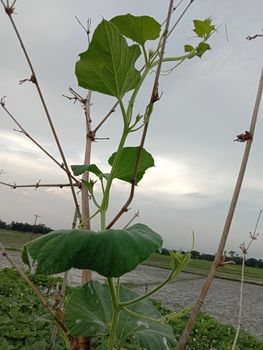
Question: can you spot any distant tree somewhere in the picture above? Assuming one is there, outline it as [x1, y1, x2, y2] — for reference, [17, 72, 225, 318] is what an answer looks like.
[3, 220, 52, 234]
[246, 258, 258, 268]
[191, 250, 200, 259]
[0, 219, 7, 229]
[228, 250, 236, 259]
[256, 259, 263, 268]
[200, 253, 215, 261]
[161, 248, 170, 255]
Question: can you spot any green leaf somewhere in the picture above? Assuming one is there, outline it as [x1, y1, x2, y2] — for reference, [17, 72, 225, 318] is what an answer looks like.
[22, 224, 162, 277]
[184, 44, 194, 53]
[75, 19, 141, 98]
[82, 179, 96, 193]
[111, 14, 161, 46]
[193, 18, 215, 38]
[195, 42, 211, 58]
[71, 164, 106, 179]
[65, 281, 176, 349]
[108, 147, 154, 184]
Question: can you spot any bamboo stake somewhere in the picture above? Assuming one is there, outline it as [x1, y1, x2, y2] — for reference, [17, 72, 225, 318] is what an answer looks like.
[176, 68, 263, 350]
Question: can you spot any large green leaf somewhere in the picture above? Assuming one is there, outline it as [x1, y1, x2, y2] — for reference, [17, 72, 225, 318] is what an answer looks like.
[111, 14, 161, 46]
[108, 147, 154, 184]
[75, 19, 141, 98]
[22, 224, 162, 277]
[65, 281, 176, 350]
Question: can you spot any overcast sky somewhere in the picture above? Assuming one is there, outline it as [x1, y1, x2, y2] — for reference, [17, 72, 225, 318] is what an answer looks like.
[0, 0, 263, 258]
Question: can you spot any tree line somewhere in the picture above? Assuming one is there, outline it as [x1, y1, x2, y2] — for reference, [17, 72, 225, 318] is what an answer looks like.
[160, 248, 263, 269]
[0, 219, 52, 234]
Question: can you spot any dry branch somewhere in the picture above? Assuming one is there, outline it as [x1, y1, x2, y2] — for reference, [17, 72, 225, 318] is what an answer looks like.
[176, 68, 263, 350]
[1, 1, 81, 219]
[0, 181, 79, 189]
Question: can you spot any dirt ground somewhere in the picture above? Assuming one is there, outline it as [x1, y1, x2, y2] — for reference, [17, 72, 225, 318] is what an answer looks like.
[1, 251, 262, 340]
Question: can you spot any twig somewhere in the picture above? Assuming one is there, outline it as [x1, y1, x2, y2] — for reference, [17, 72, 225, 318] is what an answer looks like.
[0, 181, 79, 189]
[75, 16, 91, 43]
[246, 29, 263, 41]
[231, 210, 261, 350]
[93, 101, 118, 134]
[0, 98, 80, 184]
[176, 68, 263, 350]
[167, 0, 195, 39]
[0, 242, 68, 335]
[231, 249, 245, 350]
[1, 2, 81, 220]
[107, 0, 175, 229]
[123, 210, 140, 230]
[81, 90, 93, 285]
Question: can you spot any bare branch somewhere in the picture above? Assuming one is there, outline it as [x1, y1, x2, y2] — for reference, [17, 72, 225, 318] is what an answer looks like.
[167, 0, 196, 39]
[0, 97, 80, 184]
[0, 181, 79, 189]
[231, 210, 262, 350]
[246, 29, 263, 40]
[123, 210, 140, 230]
[176, 68, 263, 350]
[75, 16, 92, 43]
[1, 7, 81, 219]
[93, 101, 118, 134]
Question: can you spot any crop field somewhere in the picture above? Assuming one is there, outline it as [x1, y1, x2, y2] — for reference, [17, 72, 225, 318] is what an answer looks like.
[0, 229, 40, 248]
[145, 253, 263, 285]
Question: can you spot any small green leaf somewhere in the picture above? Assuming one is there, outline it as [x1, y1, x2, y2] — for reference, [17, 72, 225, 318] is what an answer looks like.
[82, 179, 96, 193]
[193, 18, 215, 38]
[22, 223, 162, 277]
[71, 164, 106, 180]
[75, 19, 141, 98]
[195, 42, 211, 58]
[111, 14, 161, 46]
[65, 281, 176, 349]
[184, 44, 194, 53]
[108, 147, 154, 184]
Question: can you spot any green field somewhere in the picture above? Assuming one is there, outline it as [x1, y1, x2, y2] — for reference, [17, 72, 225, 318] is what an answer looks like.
[145, 253, 263, 285]
[0, 229, 40, 249]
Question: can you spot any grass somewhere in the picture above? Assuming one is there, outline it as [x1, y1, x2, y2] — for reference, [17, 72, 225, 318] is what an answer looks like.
[0, 229, 40, 250]
[145, 253, 263, 285]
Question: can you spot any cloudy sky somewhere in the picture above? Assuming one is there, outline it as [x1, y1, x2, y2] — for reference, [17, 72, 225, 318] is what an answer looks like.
[0, 0, 263, 258]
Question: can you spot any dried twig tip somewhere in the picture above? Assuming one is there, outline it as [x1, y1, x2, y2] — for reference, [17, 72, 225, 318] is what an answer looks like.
[234, 130, 252, 142]
[0, 96, 7, 107]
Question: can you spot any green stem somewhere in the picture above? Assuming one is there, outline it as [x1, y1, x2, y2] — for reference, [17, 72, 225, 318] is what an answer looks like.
[100, 126, 129, 230]
[107, 278, 120, 350]
[119, 267, 176, 307]
[126, 65, 151, 123]
[123, 307, 162, 324]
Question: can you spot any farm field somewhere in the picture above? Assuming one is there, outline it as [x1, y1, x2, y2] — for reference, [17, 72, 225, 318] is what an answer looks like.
[0, 229, 40, 248]
[145, 253, 263, 285]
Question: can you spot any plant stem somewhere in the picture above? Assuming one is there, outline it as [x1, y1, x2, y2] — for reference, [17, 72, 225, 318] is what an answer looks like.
[176, 67, 263, 350]
[107, 278, 120, 350]
[107, 0, 175, 229]
[100, 125, 129, 230]
[119, 267, 176, 307]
